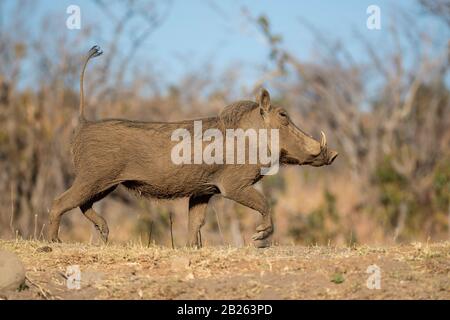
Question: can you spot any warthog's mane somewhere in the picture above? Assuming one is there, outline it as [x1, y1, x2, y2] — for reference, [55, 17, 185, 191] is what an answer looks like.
[218, 100, 259, 128]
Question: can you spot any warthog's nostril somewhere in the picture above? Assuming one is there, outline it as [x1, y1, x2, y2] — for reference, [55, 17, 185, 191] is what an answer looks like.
[328, 151, 338, 164]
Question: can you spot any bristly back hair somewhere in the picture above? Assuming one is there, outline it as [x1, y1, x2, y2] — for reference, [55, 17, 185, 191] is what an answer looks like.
[219, 100, 259, 128]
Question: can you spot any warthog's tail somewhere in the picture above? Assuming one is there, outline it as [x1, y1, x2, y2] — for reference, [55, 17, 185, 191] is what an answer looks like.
[79, 45, 103, 122]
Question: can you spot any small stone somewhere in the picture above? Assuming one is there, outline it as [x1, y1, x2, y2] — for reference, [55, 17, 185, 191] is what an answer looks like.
[184, 272, 195, 280]
[0, 251, 26, 292]
[36, 246, 52, 253]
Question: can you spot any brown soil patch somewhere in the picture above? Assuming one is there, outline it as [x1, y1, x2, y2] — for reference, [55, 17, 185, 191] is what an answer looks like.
[0, 240, 448, 299]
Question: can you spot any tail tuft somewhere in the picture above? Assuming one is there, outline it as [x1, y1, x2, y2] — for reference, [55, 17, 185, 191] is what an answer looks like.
[88, 45, 103, 58]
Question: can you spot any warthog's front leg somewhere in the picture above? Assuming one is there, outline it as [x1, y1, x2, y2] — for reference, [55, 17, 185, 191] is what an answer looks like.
[222, 186, 273, 248]
[187, 195, 212, 248]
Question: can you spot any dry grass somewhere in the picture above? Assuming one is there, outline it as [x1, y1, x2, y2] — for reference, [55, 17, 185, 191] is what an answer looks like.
[0, 240, 449, 300]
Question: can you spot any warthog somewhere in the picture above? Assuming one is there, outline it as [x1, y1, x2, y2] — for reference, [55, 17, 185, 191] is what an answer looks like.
[48, 46, 338, 247]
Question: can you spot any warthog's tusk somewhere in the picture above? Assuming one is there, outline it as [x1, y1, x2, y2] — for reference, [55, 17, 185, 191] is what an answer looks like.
[320, 131, 327, 150]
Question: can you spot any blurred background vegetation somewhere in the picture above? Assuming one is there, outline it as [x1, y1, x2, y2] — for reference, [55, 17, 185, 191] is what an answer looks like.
[0, 0, 449, 246]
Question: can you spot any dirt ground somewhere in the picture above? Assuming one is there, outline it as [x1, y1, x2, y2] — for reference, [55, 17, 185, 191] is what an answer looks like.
[0, 240, 448, 300]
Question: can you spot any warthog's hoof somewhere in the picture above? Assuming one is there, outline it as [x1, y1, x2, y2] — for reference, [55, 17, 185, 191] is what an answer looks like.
[99, 232, 108, 244]
[187, 241, 201, 249]
[252, 224, 273, 241]
[50, 237, 62, 243]
[253, 239, 271, 248]
[95, 225, 109, 244]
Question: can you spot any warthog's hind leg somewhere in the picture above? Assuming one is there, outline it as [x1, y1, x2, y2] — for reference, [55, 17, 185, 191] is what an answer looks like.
[48, 180, 116, 243]
[79, 186, 117, 243]
[48, 180, 93, 242]
[187, 195, 212, 248]
[80, 203, 109, 243]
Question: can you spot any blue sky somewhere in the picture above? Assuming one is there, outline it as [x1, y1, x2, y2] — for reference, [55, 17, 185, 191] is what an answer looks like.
[2, 0, 449, 89]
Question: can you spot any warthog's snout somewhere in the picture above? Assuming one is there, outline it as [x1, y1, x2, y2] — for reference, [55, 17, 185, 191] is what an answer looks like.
[327, 150, 338, 165]
[305, 131, 338, 167]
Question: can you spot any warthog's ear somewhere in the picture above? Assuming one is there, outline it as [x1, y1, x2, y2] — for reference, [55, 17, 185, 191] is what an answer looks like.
[258, 88, 271, 113]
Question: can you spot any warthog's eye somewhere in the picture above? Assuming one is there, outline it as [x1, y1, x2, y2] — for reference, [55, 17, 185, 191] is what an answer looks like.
[279, 111, 287, 118]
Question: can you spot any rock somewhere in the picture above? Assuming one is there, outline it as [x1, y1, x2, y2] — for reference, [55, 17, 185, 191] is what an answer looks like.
[36, 246, 52, 253]
[0, 251, 26, 292]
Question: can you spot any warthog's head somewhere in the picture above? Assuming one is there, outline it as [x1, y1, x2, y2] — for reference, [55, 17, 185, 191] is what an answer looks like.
[258, 89, 338, 167]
